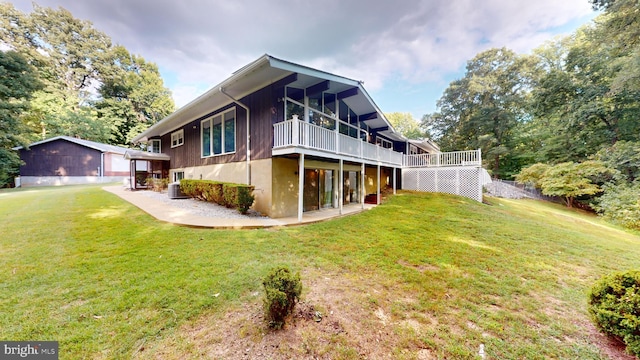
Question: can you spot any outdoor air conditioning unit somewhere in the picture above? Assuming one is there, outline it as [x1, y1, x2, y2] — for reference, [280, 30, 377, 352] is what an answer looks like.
[168, 182, 188, 199]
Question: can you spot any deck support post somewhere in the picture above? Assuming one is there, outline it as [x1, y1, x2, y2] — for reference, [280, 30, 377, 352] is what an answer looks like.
[393, 167, 396, 195]
[377, 163, 381, 205]
[361, 163, 365, 209]
[339, 159, 343, 215]
[298, 153, 304, 222]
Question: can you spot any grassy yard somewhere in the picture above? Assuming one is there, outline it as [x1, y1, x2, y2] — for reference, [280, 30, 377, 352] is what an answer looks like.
[1, 185, 639, 359]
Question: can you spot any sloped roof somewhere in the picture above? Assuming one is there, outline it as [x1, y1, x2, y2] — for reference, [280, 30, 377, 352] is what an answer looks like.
[14, 136, 131, 154]
[132, 54, 404, 143]
[409, 139, 441, 153]
[123, 149, 170, 161]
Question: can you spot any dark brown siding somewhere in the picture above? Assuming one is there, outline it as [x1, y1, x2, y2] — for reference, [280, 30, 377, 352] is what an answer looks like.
[242, 83, 284, 160]
[19, 140, 101, 176]
[161, 103, 246, 168]
[160, 83, 284, 168]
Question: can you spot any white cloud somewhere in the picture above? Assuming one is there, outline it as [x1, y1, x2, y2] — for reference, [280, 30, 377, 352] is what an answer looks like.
[9, 0, 595, 108]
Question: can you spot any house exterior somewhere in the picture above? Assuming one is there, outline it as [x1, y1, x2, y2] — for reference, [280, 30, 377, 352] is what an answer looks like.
[133, 55, 475, 220]
[14, 136, 131, 187]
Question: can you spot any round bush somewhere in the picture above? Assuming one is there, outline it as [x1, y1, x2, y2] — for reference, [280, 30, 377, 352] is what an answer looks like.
[588, 270, 640, 356]
[262, 266, 302, 329]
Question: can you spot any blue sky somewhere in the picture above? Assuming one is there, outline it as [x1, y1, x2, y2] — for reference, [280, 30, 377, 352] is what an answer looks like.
[10, 0, 598, 120]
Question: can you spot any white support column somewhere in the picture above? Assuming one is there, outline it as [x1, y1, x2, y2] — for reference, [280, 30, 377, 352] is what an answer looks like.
[298, 154, 304, 222]
[333, 168, 338, 209]
[377, 163, 381, 205]
[130, 160, 135, 190]
[339, 159, 344, 215]
[292, 114, 299, 146]
[361, 163, 365, 209]
[393, 167, 396, 195]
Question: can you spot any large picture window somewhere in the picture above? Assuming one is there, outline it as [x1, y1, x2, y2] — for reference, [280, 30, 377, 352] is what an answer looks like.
[201, 108, 236, 157]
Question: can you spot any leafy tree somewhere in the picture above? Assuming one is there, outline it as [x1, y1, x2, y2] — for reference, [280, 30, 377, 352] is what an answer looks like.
[96, 46, 174, 145]
[526, 161, 614, 208]
[595, 141, 640, 183]
[0, 3, 174, 145]
[514, 163, 550, 188]
[527, 3, 640, 165]
[0, 51, 41, 186]
[385, 112, 424, 140]
[427, 48, 537, 177]
[593, 181, 640, 229]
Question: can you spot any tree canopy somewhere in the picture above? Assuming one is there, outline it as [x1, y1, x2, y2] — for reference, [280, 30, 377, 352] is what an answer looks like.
[426, 0, 640, 178]
[385, 112, 424, 140]
[424, 48, 537, 178]
[0, 51, 42, 186]
[0, 2, 175, 186]
[0, 2, 174, 146]
[427, 0, 640, 229]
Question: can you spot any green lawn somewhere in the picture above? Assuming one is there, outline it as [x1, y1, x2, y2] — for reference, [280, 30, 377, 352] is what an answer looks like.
[1, 185, 639, 359]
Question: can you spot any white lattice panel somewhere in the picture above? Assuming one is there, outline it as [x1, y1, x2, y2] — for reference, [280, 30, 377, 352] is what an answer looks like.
[402, 166, 482, 202]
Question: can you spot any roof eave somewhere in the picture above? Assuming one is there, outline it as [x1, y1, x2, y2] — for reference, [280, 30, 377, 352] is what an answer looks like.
[132, 55, 272, 143]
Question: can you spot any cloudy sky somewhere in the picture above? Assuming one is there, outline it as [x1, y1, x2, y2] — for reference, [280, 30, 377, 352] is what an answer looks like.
[10, 0, 597, 119]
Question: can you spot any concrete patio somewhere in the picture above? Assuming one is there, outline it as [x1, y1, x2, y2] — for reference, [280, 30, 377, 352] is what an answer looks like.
[103, 185, 375, 229]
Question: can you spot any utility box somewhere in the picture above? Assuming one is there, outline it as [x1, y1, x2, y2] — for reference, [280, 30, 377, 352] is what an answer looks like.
[168, 182, 189, 199]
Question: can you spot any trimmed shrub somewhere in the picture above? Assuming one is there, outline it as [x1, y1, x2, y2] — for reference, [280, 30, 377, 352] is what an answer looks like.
[263, 266, 302, 329]
[236, 186, 255, 214]
[588, 270, 640, 357]
[222, 184, 239, 208]
[223, 183, 255, 212]
[201, 181, 222, 203]
[180, 180, 255, 214]
[210, 182, 225, 205]
[180, 179, 200, 199]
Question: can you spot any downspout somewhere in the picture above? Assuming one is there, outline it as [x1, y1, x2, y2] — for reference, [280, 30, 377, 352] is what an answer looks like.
[100, 152, 105, 181]
[220, 87, 251, 185]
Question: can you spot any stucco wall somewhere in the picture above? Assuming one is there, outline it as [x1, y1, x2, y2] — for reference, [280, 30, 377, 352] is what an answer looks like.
[270, 157, 299, 218]
[180, 162, 248, 184]
[250, 158, 273, 216]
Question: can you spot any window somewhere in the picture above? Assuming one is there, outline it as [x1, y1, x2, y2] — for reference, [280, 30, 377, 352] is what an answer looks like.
[173, 171, 184, 182]
[201, 108, 236, 157]
[148, 139, 161, 153]
[171, 130, 184, 148]
[376, 137, 392, 149]
[410, 144, 418, 155]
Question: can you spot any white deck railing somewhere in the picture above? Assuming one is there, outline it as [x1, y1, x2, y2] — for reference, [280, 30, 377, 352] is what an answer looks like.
[273, 118, 404, 166]
[403, 150, 481, 168]
[273, 118, 481, 168]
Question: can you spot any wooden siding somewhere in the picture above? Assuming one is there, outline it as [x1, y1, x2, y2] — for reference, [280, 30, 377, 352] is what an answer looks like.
[159, 83, 285, 168]
[241, 83, 284, 160]
[19, 139, 102, 176]
[161, 103, 246, 168]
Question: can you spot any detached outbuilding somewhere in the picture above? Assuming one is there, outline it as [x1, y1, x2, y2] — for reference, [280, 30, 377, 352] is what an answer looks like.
[14, 136, 131, 187]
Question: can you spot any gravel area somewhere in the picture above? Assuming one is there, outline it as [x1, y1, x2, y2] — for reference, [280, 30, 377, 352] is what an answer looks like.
[138, 190, 268, 219]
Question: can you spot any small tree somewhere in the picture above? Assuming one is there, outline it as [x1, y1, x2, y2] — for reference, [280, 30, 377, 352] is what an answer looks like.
[541, 162, 597, 207]
[262, 266, 302, 329]
[517, 161, 614, 208]
[515, 163, 551, 188]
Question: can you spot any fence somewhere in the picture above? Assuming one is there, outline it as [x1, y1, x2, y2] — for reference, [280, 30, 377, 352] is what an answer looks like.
[402, 167, 483, 202]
